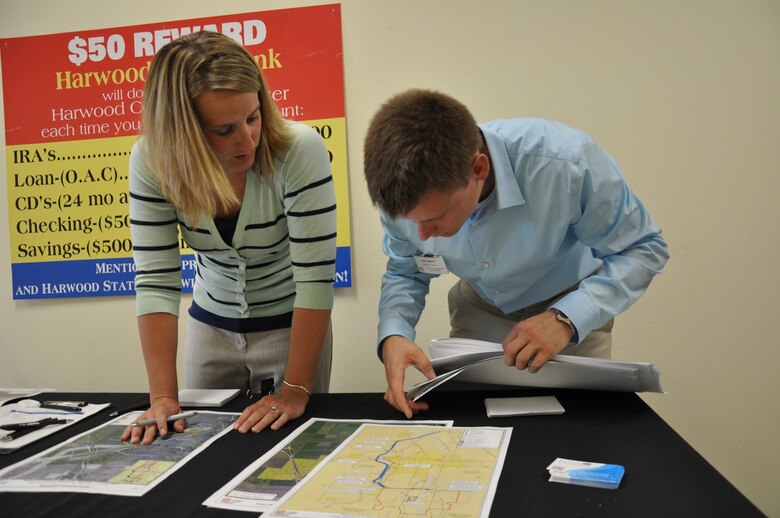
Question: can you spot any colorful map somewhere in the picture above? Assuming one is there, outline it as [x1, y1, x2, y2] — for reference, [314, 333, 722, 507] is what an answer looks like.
[267, 424, 512, 518]
[204, 418, 453, 512]
[0, 411, 237, 496]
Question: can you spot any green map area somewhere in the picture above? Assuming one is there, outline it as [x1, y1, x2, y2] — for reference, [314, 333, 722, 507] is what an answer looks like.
[228, 420, 364, 501]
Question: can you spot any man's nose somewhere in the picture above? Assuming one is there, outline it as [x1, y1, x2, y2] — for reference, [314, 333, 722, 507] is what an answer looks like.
[417, 223, 433, 241]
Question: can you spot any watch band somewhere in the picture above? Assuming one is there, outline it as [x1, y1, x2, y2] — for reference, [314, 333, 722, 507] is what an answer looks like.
[552, 309, 577, 342]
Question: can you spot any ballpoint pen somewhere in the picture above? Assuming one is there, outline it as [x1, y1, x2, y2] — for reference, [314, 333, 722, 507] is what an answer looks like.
[42, 400, 87, 407]
[0, 417, 69, 442]
[130, 411, 198, 428]
[40, 402, 83, 412]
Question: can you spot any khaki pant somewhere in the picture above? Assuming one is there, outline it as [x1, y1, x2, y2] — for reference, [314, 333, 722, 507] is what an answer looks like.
[183, 317, 332, 394]
[448, 279, 613, 359]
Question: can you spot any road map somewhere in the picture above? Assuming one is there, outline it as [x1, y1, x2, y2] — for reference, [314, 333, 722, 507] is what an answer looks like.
[0, 411, 237, 496]
[267, 424, 512, 518]
[204, 418, 453, 512]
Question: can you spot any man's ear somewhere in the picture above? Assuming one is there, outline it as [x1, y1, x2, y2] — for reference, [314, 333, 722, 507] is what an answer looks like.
[472, 152, 490, 181]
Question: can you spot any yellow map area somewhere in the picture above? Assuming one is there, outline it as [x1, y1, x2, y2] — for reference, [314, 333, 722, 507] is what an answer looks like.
[271, 425, 509, 518]
[110, 460, 175, 485]
[261, 456, 326, 481]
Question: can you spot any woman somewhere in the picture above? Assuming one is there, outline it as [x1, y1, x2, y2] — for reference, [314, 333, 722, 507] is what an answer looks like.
[121, 31, 336, 445]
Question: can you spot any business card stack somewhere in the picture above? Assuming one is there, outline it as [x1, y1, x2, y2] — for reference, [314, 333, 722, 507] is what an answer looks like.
[546, 458, 625, 490]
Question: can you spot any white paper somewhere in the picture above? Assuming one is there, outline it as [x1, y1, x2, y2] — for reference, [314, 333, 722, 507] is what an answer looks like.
[484, 395, 565, 417]
[178, 388, 240, 407]
[0, 401, 110, 451]
[405, 338, 664, 398]
[0, 389, 56, 406]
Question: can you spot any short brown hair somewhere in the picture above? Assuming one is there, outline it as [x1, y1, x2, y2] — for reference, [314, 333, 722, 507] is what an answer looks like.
[363, 89, 481, 217]
[142, 31, 291, 222]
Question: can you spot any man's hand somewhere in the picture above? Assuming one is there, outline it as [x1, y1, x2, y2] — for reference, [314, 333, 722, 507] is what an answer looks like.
[381, 336, 436, 418]
[501, 310, 573, 373]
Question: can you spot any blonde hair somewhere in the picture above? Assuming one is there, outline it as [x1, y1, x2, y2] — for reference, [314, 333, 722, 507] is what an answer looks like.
[142, 31, 291, 222]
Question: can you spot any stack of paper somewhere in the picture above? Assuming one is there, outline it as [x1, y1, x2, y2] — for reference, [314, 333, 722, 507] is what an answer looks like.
[406, 338, 664, 401]
[546, 458, 625, 490]
[178, 389, 240, 408]
[484, 396, 565, 418]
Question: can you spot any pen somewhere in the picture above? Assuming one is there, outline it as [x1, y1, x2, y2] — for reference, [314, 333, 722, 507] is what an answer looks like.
[43, 400, 87, 407]
[1, 418, 69, 442]
[40, 403, 82, 412]
[130, 411, 198, 428]
[1, 418, 66, 431]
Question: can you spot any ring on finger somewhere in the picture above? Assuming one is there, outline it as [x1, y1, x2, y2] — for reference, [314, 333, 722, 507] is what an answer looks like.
[271, 406, 281, 417]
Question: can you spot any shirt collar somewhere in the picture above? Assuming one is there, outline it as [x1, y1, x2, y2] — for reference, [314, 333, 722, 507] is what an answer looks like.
[479, 123, 525, 210]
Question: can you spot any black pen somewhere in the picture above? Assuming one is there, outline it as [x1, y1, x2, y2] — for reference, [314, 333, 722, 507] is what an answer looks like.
[1, 418, 69, 442]
[40, 402, 82, 412]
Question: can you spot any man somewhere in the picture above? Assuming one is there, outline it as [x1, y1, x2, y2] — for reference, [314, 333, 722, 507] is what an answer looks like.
[363, 89, 669, 418]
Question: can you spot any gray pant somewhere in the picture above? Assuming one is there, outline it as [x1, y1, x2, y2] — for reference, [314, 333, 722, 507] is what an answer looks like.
[448, 279, 613, 359]
[183, 317, 332, 394]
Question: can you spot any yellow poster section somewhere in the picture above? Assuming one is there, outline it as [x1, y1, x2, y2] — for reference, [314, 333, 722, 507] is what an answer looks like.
[7, 117, 349, 265]
[303, 117, 351, 247]
[7, 135, 141, 263]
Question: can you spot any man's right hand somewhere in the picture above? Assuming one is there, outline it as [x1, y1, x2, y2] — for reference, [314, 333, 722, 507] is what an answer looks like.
[381, 335, 436, 418]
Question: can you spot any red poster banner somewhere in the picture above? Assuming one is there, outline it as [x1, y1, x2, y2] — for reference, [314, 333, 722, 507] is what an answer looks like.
[2, 6, 344, 144]
[1, 4, 352, 299]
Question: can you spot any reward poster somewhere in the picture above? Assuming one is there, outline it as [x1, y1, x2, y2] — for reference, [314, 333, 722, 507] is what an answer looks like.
[1, 4, 352, 299]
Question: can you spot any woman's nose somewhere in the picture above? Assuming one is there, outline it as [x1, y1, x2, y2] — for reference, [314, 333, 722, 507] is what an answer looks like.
[236, 123, 255, 148]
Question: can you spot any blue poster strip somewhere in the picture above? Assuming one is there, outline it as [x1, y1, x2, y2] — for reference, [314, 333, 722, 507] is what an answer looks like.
[12, 245, 352, 299]
[12, 257, 138, 299]
[335, 246, 351, 288]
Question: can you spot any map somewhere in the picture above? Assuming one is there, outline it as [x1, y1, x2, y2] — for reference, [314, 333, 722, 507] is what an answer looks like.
[204, 418, 453, 512]
[267, 424, 512, 518]
[0, 411, 237, 496]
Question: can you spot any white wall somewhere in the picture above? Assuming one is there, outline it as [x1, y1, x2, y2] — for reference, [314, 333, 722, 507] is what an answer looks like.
[1, 1, 778, 514]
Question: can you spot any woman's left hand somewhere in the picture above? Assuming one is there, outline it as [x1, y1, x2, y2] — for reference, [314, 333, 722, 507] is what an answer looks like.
[233, 388, 308, 433]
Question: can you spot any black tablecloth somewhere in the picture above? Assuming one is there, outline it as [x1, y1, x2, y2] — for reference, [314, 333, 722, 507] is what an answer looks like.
[0, 389, 763, 517]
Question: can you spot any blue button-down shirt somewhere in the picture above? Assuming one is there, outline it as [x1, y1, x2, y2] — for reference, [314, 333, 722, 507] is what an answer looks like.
[377, 118, 669, 352]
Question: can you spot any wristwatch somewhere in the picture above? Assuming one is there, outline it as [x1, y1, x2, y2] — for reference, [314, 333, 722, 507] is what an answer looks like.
[551, 309, 577, 343]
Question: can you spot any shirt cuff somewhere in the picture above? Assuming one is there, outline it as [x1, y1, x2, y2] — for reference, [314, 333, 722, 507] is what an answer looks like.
[549, 289, 601, 346]
[377, 318, 416, 361]
[293, 282, 334, 310]
[136, 289, 181, 317]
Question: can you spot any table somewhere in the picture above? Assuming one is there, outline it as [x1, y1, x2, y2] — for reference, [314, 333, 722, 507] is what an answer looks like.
[0, 389, 762, 517]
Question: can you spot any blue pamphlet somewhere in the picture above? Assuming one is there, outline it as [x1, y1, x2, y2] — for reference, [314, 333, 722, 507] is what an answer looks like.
[547, 458, 625, 490]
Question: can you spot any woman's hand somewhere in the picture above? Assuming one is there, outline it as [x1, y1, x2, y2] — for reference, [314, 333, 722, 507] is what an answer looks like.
[119, 396, 183, 445]
[233, 386, 309, 433]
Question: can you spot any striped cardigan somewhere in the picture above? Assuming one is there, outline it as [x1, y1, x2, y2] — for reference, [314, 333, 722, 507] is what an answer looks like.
[129, 122, 336, 322]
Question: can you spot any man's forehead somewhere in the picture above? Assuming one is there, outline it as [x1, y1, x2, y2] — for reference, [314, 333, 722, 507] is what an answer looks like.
[403, 189, 458, 222]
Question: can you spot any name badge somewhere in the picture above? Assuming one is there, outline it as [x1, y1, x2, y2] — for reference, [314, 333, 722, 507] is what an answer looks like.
[413, 254, 449, 275]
